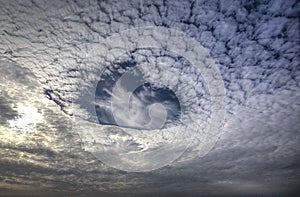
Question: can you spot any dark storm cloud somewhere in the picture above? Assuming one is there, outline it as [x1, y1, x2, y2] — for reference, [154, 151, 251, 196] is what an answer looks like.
[0, 0, 299, 196]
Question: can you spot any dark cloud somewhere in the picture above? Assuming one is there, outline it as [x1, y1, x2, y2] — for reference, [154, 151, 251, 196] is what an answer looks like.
[0, 94, 18, 126]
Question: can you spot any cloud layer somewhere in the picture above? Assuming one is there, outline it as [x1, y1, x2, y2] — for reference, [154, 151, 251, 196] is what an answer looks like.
[0, 0, 299, 196]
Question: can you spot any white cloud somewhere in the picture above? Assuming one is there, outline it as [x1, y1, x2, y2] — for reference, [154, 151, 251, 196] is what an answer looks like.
[0, 0, 299, 195]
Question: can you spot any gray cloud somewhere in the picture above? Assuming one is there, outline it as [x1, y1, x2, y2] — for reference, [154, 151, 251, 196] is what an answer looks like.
[0, 94, 18, 126]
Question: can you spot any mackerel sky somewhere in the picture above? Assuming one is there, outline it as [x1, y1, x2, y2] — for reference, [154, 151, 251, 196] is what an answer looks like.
[0, 0, 299, 196]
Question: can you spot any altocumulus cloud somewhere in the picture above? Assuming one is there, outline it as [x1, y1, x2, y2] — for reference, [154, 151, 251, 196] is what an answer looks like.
[0, 0, 300, 196]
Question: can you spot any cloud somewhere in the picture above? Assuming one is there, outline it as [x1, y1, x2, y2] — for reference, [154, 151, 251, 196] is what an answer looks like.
[0, 94, 18, 126]
[0, 60, 140, 193]
[0, 0, 299, 196]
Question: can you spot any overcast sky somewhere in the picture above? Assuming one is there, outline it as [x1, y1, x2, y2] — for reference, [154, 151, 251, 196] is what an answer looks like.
[0, 0, 299, 196]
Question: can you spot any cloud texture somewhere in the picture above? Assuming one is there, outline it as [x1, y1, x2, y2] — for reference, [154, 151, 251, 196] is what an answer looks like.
[0, 0, 299, 196]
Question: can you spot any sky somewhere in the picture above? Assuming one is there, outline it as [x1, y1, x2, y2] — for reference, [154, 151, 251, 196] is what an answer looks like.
[0, 0, 300, 196]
